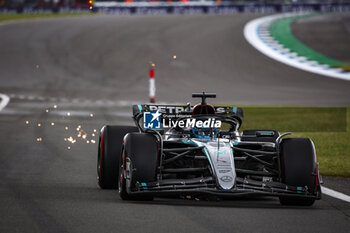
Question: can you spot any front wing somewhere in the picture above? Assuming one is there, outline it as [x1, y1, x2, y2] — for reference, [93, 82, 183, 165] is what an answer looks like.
[128, 176, 322, 199]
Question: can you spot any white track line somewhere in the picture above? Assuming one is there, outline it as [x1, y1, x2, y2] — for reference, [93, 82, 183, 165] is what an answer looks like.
[244, 13, 350, 81]
[321, 186, 350, 203]
[0, 94, 10, 111]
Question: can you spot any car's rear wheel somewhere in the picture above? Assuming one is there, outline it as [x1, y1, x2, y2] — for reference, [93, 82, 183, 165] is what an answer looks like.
[119, 133, 158, 200]
[97, 125, 138, 189]
[279, 138, 317, 206]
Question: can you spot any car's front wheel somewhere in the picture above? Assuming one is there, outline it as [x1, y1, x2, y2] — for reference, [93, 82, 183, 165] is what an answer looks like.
[279, 138, 318, 206]
[119, 132, 158, 200]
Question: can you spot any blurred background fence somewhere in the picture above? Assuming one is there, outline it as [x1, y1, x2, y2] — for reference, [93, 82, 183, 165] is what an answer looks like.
[0, 0, 350, 14]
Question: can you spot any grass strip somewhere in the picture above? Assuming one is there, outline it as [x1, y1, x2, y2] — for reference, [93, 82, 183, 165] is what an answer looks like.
[0, 12, 94, 23]
[236, 106, 349, 177]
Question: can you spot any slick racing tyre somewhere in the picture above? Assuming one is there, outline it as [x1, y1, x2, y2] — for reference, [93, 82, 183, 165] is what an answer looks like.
[97, 125, 138, 189]
[119, 133, 158, 200]
[279, 138, 317, 206]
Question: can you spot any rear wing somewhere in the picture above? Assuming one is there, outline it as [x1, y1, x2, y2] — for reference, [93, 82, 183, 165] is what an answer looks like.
[132, 104, 243, 123]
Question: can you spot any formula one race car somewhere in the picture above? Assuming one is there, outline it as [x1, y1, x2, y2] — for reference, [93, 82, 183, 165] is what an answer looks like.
[97, 92, 321, 206]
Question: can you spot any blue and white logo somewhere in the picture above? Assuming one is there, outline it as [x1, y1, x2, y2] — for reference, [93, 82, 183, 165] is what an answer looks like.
[143, 110, 161, 129]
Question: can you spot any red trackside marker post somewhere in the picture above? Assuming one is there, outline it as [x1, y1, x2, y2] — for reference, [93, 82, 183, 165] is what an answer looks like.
[149, 65, 156, 103]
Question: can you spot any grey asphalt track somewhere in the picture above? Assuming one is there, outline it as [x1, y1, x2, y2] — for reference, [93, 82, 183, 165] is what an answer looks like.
[0, 13, 349, 233]
[292, 12, 350, 64]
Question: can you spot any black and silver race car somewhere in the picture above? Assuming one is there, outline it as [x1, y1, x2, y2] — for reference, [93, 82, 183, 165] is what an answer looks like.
[97, 93, 321, 206]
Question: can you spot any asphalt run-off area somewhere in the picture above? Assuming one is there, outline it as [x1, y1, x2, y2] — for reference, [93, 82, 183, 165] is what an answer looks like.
[0, 10, 349, 233]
